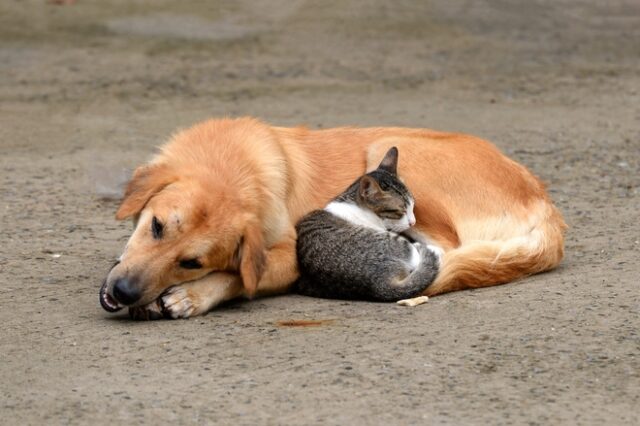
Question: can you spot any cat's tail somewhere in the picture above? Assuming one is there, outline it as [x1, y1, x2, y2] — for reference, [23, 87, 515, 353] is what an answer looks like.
[424, 202, 566, 295]
[372, 245, 442, 302]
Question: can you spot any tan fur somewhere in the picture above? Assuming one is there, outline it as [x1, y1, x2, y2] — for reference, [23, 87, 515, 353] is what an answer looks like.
[238, 220, 267, 296]
[106, 117, 566, 315]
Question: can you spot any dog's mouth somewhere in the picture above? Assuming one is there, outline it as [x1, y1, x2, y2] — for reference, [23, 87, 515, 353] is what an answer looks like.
[100, 280, 123, 312]
[99, 261, 123, 313]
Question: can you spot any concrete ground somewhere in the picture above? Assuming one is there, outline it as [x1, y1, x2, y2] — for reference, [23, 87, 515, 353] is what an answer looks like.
[1, 1, 638, 424]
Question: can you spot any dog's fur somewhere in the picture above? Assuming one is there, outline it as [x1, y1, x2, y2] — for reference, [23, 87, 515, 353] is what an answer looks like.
[101, 117, 566, 319]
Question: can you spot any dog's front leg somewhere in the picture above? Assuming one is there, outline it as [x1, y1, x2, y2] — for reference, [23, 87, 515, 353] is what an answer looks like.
[160, 273, 244, 319]
[130, 234, 299, 320]
[129, 272, 243, 320]
[161, 235, 299, 318]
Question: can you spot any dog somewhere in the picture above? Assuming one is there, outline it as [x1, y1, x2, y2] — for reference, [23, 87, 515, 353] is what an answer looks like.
[99, 117, 566, 319]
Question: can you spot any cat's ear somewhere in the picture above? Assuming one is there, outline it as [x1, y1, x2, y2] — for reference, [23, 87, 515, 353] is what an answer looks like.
[377, 147, 399, 175]
[359, 175, 384, 199]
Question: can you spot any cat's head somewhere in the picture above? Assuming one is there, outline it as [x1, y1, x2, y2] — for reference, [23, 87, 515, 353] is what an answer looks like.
[357, 147, 416, 232]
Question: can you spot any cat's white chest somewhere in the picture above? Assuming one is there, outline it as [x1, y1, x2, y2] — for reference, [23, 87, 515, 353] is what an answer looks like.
[408, 244, 422, 270]
[324, 201, 386, 231]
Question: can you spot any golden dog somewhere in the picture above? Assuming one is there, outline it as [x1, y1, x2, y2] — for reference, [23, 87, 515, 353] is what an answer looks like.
[99, 117, 566, 319]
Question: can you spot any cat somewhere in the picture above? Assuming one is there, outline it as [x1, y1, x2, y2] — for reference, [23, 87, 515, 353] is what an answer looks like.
[294, 147, 442, 302]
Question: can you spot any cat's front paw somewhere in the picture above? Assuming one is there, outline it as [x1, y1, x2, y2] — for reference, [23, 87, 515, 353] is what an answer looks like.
[426, 244, 445, 264]
[414, 242, 444, 265]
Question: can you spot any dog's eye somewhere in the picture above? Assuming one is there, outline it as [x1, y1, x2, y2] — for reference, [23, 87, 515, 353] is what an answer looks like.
[179, 258, 202, 270]
[151, 216, 163, 239]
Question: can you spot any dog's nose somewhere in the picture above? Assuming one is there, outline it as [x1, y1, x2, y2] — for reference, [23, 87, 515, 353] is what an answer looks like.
[112, 277, 141, 305]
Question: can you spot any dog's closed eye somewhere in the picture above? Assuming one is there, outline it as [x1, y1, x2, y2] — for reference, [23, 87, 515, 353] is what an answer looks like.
[179, 258, 202, 269]
[152, 216, 163, 239]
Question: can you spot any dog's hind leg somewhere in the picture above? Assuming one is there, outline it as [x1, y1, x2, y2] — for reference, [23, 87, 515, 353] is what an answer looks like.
[425, 202, 566, 295]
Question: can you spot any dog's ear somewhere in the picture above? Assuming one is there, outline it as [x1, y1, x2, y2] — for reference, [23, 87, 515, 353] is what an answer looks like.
[239, 221, 266, 297]
[116, 163, 174, 220]
[377, 147, 399, 174]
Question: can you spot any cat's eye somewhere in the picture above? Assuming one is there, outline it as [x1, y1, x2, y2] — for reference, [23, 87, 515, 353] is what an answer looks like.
[179, 258, 202, 269]
[151, 216, 163, 239]
[379, 209, 404, 219]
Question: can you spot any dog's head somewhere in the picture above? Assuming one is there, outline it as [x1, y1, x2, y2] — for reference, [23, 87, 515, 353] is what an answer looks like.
[100, 119, 285, 312]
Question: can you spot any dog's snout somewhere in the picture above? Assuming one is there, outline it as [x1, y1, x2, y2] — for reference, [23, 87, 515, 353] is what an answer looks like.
[112, 277, 141, 305]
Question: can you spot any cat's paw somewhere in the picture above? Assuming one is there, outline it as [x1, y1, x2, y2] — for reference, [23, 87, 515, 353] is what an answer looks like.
[413, 243, 444, 263]
[426, 244, 445, 264]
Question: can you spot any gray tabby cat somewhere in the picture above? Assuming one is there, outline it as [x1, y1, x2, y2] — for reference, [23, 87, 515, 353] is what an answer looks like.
[294, 147, 442, 302]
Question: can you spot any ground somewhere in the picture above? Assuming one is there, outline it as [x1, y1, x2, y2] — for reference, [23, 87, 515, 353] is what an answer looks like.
[1, 1, 639, 425]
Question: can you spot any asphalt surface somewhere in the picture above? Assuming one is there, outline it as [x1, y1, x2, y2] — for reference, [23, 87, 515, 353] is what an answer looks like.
[1, 1, 639, 424]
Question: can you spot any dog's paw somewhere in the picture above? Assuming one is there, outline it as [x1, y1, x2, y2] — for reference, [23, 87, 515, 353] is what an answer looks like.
[161, 286, 197, 319]
[129, 300, 164, 321]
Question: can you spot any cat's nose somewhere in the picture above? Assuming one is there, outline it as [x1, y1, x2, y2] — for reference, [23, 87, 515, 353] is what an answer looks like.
[409, 215, 416, 226]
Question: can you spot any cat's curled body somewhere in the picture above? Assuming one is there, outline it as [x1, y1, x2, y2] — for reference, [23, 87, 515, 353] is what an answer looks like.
[294, 147, 442, 302]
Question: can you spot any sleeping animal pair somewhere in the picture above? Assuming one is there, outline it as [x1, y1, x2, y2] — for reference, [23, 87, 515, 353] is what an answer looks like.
[295, 147, 443, 304]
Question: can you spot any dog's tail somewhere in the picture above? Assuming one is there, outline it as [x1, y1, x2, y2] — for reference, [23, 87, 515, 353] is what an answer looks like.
[425, 203, 566, 295]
